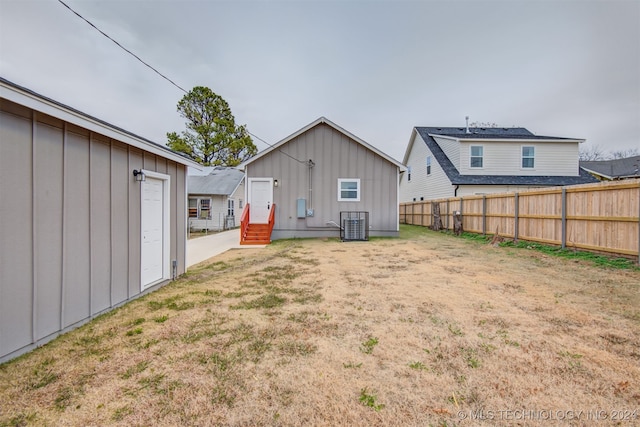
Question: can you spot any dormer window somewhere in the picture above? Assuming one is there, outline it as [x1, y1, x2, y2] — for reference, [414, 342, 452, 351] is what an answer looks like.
[522, 146, 535, 168]
[470, 146, 483, 168]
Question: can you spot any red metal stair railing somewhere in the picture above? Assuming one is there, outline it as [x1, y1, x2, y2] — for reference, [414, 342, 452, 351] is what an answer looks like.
[240, 204, 275, 245]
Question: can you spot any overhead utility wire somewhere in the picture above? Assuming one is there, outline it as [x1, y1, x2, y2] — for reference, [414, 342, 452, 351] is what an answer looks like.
[57, 0, 188, 94]
[57, 0, 307, 164]
[247, 131, 308, 165]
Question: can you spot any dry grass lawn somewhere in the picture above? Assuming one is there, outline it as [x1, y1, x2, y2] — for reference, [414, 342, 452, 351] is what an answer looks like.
[1, 226, 639, 426]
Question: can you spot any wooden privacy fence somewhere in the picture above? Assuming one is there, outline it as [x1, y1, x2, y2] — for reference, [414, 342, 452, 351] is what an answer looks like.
[400, 179, 640, 262]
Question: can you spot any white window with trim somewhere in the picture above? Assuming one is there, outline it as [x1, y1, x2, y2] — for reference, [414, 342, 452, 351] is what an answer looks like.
[426, 156, 432, 175]
[470, 145, 483, 168]
[338, 178, 360, 202]
[199, 199, 211, 219]
[227, 199, 235, 216]
[407, 166, 412, 182]
[188, 198, 198, 218]
[522, 146, 535, 169]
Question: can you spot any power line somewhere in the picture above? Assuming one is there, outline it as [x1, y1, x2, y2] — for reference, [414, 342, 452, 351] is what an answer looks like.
[57, 0, 307, 164]
[247, 131, 308, 165]
[57, 0, 188, 94]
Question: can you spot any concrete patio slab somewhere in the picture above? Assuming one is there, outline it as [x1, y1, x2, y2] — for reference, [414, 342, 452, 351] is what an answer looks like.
[186, 229, 266, 267]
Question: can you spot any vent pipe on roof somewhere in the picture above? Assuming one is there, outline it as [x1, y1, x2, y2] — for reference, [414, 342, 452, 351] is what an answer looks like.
[465, 116, 470, 134]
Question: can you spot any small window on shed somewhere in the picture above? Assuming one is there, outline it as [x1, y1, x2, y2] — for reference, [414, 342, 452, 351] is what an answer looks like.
[338, 178, 360, 202]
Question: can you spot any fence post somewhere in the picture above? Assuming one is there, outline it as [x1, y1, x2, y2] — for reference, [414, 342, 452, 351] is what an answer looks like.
[561, 188, 567, 249]
[446, 199, 450, 230]
[482, 195, 487, 235]
[514, 193, 519, 242]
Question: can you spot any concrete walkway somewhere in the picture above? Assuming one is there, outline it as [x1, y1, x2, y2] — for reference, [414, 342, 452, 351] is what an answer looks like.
[186, 229, 266, 268]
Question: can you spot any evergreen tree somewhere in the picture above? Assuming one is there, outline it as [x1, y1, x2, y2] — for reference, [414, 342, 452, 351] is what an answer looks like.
[167, 86, 257, 165]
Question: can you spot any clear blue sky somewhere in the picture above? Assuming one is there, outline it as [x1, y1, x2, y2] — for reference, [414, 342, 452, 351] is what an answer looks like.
[1, 0, 638, 161]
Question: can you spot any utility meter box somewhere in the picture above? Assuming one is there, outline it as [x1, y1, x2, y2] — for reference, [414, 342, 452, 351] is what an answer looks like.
[296, 198, 306, 218]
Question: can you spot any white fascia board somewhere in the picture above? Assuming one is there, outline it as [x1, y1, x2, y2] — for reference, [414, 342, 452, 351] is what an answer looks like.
[428, 133, 585, 144]
[1, 81, 200, 168]
[401, 128, 419, 165]
[428, 134, 461, 142]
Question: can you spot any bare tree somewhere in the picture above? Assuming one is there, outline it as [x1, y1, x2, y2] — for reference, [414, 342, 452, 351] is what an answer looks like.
[579, 145, 606, 161]
[469, 121, 500, 128]
[609, 148, 640, 159]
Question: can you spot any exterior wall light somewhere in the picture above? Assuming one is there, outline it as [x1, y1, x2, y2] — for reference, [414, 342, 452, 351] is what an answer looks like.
[133, 169, 146, 182]
[274, 179, 278, 187]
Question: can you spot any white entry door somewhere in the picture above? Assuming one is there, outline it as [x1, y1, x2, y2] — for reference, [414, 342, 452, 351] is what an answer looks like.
[249, 178, 272, 223]
[141, 176, 164, 288]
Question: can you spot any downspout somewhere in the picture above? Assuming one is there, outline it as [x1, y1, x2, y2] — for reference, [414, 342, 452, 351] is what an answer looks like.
[454, 185, 460, 197]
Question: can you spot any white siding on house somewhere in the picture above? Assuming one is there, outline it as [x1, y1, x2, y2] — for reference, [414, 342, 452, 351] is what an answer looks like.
[211, 196, 227, 226]
[457, 141, 580, 176]
[400, 132, 454, 202]
[188, 180, 245, 231]
[432, 136, 460, 170]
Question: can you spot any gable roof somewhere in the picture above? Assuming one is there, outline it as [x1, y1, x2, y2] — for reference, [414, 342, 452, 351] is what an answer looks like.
[0, 77, 200, 168]
[411, 127, 597, 186]
[580, 156, 640, 180]
[188, 167, 244, 196]
[240, 116, 406, 171]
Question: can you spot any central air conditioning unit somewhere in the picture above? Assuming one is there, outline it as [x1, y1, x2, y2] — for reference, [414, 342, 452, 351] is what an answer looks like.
[340, 211, 369, 241]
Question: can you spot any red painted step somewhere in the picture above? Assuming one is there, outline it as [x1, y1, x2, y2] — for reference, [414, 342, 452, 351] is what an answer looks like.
[241, 223, 272, 245]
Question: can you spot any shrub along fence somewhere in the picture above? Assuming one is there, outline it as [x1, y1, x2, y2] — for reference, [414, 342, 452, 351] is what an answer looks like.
[400, 179, 640, 262]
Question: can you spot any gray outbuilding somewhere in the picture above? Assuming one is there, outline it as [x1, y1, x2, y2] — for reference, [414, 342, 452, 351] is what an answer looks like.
[0, 77, 199, 363]
[239, 117, 405, 243]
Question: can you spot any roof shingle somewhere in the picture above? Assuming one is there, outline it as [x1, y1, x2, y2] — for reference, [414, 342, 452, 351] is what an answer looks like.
[580, 156, 640, 180]
[187, 167, 244, 195]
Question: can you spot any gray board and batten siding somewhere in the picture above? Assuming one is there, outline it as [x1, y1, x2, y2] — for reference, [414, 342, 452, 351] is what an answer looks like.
[0, 78, 197, 363]
[243, 119, 404, 239]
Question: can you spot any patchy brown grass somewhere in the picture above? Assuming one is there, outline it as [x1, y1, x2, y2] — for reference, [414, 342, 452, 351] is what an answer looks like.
[1, 225, 639, 426]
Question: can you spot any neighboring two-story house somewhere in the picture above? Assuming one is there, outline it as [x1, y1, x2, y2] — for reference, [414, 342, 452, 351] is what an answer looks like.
[400, 126, 597, 202]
